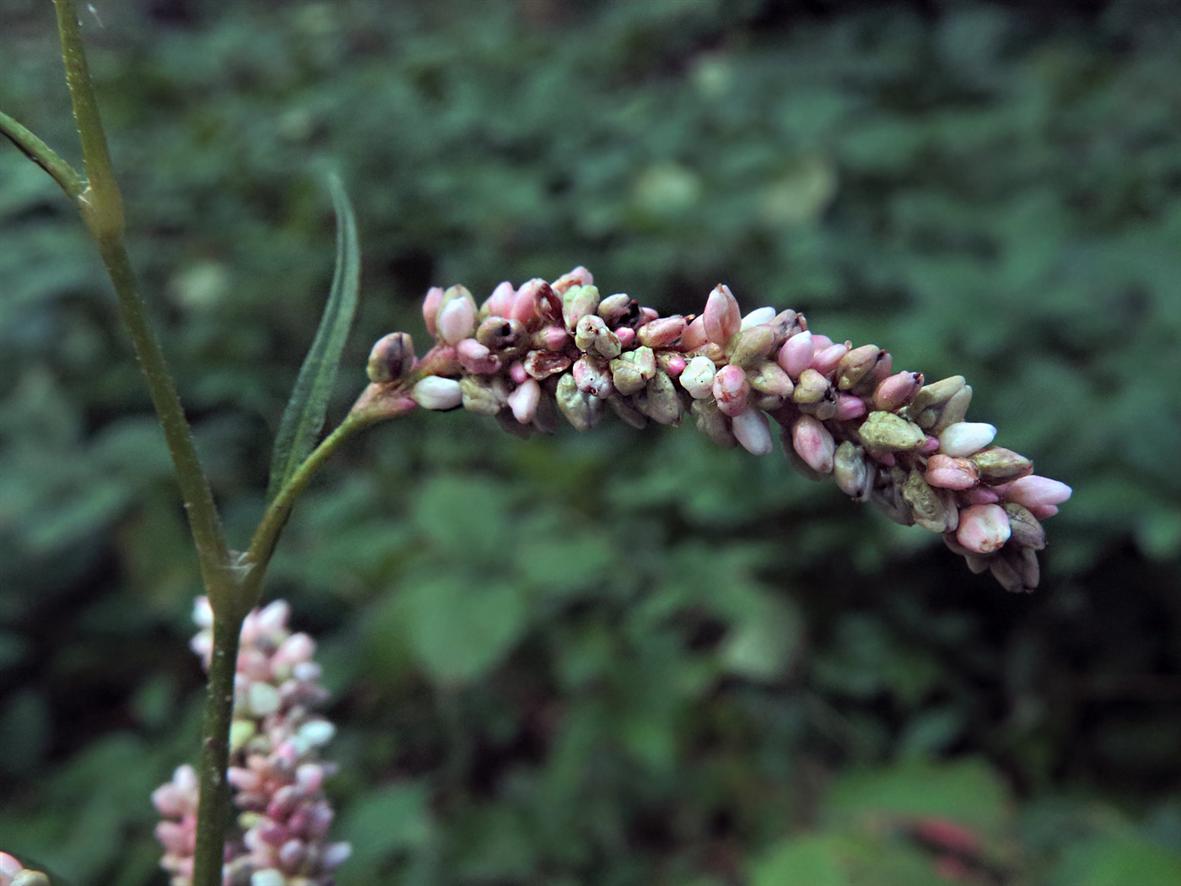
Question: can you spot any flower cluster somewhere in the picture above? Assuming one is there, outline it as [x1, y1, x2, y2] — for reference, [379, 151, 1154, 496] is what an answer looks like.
[0, 854, 48, 886]
[366, 268, 1071, 592]
[153, 599, 350, 885]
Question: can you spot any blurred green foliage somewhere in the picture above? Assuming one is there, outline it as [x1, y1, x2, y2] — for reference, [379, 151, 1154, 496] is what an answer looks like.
[2, 0, 1181, 883]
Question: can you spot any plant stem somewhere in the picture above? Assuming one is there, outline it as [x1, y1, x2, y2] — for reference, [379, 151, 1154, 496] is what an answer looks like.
[242, 411, 378, 604]
[45, 5, 240, 883]
[191, 609, 244, 886]
[52, 0, 123, 239]
[93, 235, 235, 602]
[50, 0, 232, 604]
[0, 109, 85, 200]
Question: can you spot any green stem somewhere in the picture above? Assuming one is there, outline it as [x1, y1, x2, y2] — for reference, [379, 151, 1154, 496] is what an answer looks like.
[49, 0, 231, 603]
[94, 237, 234, 601]
[45, 6, 238, 884]
[241, 411, 378, 604]
[191, 609, 244, 886]
[52, 0, 123, 239]
[0, 109, 85, 199]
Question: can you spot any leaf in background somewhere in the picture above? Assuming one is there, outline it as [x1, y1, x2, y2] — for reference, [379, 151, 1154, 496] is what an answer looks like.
[266, 173, 360, 501]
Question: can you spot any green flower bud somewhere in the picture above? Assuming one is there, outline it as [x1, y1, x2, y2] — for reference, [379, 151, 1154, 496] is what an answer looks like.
[608, 393, 648, 429]
[597, 293, 638, 327]
[637, 371, 683, 425]
[574, 314, 622, 359]
[610, 347, 656, 395]
[911, 375, 966, 415]
[691, 398, 736, 447]
[477, 316, 528, 352]
[496, 409, 536, 440]
[834, 441, 872, 500]
[1003, 502, 1046, 550]
[748, 361, 794, 398]
[562, 284, 601, 332]
[836, 344, 881, 391]
[989, 550, 1027, 593]
[366, 332, 416, 383]
[555, 372, 603, 431]
[930, 384, 973, 433]
[971, 447, 1033, 483]
[902, 469, 956, 533]
[858, 410, 926, 452]
[871, 481, 916, 526]
[791, 368, 830, 405]
[460, 376, 508, 416]
[728, 324, 776, 369]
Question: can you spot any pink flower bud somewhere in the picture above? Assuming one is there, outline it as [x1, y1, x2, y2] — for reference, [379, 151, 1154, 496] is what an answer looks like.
[155, 821, 194, 855]
[835, 393, 867, 421]
[956, 503, 1011, 554]
[277, 632, 316, 665]
[552, 265, 593, 294]
[436, 286, 477, 344]
[872, 370, 922, 411]
[421, 287, 445, 338]
[1004, 475, 1072, 509]
[637, 315, 686, 349]
[681, 315, 708, 350]
[704, 283, 742, 344]
[616, 327, 636, 348]
[1030, 504, 1059, 519]
[509, 361, 528, 385]
[792, 414, 835, 474]
[812, 341, 850, 377]
[573, 356, 614, 398]
[482, 280, 515, 317]
[925, 453, 979, 490]
[509, 278, 552, 326]
[731, 408, 774, 455]
[0, 854, 21, 878]
[921, 435, 941, 454]
[712, 364, 750, 417]
[456, 338, 500, 374]
[664, 354, 687, 377]
[777, 330, 814, 379]
[774, 330, 812, 382]
[964, 486, 1000, 504]
[811, 333, 834, 350]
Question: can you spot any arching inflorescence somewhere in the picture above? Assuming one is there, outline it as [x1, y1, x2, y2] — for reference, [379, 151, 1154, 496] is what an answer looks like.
[364, 268, 1071, 592]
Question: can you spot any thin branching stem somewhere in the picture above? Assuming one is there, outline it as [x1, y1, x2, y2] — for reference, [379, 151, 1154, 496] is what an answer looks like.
[0, 110, 85, 199]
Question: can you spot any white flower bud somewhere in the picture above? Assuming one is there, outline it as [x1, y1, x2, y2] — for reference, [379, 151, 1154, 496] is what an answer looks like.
[412, 376, 462, 410]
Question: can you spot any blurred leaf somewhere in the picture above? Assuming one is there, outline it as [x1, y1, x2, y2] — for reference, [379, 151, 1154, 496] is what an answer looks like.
[401, 575, 527, 686]
[1051, 835, 1181, 886]
[338, 782, 432, 880]
[824, 759, 1011, 841]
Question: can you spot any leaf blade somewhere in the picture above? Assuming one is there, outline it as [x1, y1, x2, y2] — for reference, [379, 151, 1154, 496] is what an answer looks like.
[266, 173, 360, 501]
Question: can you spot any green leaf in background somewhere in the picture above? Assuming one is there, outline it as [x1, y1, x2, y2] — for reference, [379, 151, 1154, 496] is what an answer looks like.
[1051, 835, 1181, 886]
[401, 576, 528, 686]
[266, 173, 360, 500]
[337, 782, 432, 882]
[751, 833, 949, 886]
[824, 759, 1011, 842]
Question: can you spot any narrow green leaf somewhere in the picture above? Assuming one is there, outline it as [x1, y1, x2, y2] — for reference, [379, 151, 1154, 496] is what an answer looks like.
[267, 174, 360, 501]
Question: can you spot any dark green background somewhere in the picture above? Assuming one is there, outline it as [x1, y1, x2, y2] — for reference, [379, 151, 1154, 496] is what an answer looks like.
[2, 1, 1180, 883]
